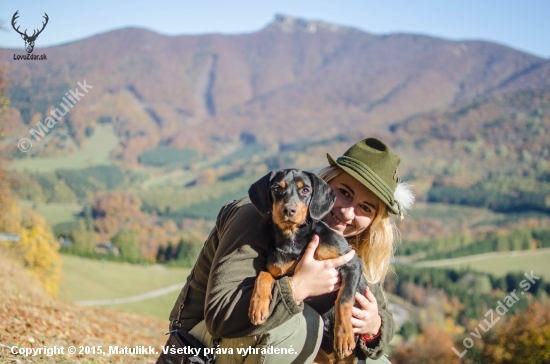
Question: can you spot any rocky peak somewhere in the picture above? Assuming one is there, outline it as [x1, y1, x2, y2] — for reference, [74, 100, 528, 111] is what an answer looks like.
[265, 14, 349, 33]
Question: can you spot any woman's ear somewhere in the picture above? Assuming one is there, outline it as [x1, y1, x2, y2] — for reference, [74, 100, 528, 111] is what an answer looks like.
[306, 172, 335, 221]
[248, 170, 280, 217]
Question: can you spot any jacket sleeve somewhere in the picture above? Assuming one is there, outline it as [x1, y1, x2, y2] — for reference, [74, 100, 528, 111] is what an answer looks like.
[357, 283, 395, 359]
[204, 198, 304, 338]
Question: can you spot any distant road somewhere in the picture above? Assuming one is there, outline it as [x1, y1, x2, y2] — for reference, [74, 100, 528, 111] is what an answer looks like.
[74, 281, 410, 328]
[412, 247, 550, 268]
[74, 282, 185, 306]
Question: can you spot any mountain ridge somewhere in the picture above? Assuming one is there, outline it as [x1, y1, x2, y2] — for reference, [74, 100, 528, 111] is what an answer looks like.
[2, 14, 548, 165]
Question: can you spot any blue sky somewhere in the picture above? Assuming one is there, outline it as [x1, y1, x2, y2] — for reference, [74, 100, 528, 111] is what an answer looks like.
[1, 0, 549, 58]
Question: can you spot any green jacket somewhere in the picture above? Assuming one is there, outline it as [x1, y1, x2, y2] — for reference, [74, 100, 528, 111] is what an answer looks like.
[169, 197, 395, 359]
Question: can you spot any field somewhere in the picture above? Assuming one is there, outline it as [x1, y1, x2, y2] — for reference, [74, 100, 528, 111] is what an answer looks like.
[416, 248, 550, 279]
[407, 202, 548, 231]
[9, 124, 119, 172]
[59, 254, 190, 319]
[17, 200, 82, 225]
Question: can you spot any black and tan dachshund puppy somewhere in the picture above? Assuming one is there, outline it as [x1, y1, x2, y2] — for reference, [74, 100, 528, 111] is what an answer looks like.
[247, 169, 368, 361]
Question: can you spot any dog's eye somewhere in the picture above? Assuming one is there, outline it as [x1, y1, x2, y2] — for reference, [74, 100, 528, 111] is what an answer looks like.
[301, 188, 310, 194]
[273, 187, 282, 194]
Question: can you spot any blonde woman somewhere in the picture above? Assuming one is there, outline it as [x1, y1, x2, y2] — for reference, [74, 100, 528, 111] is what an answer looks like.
[165, 138, 414, 364]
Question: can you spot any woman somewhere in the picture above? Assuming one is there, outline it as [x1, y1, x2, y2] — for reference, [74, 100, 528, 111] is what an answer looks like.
[166, 137, 414, 363]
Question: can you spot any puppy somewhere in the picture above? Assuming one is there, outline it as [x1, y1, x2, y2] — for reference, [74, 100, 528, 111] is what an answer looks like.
[247, 169, 368, 361]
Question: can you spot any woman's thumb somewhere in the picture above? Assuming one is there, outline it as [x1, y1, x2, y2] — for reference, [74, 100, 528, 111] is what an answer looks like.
[303, 235, 320, 260]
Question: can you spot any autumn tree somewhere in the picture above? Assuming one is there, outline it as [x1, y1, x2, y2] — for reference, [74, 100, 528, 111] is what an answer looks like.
[0, 180, 61, 296]
[15, 211, 62, 296]
[390, 323, 461, 364]
[483, 302, 550, 364]
[92, 192, 144, 241]
[0, 67, 61, 296]
[0, 65, 11, 164]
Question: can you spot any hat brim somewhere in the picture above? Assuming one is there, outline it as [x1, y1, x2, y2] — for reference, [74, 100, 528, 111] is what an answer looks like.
[327, 153, 399, 214]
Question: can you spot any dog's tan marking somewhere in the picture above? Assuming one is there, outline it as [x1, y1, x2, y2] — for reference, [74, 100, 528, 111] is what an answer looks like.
[249, 271, 275, 326]
[267, 260, 298, 278]
[272, 202, 299, 233]
[313, 349, 356, 364]
[295, 200, 308, 223]
[334, 281, 356, 359]
[297, 181, 304, 188]
[314, 245, 340, 260]
[272, 201, 308, 237]
[279, 181, 286, 189]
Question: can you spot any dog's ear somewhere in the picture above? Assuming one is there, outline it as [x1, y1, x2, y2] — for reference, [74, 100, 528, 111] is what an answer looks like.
[305, 172, 335, 221]
[248, 170, 279, 218]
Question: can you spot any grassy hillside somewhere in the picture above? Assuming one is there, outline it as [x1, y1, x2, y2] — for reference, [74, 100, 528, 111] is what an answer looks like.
[418, 248, 550, 279]
[0, 249, 167, 363]
[17, 200, 82, 225]
[59, 254, 190, 319]
[114, 293, 184, 321]
[9, 124, 119, 172]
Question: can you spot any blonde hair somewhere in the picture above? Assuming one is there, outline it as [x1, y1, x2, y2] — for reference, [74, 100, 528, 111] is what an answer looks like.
[317, 166, 399, 287]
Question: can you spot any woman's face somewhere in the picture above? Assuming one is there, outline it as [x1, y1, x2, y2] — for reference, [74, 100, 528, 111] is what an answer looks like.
[321, 172, 379, 237]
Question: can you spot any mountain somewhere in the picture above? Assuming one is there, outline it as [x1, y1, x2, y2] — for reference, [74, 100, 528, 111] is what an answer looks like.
[1, 14, 549, 166]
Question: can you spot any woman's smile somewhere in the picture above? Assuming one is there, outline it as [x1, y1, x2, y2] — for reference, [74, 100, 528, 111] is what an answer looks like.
[329, 211, 352, 228]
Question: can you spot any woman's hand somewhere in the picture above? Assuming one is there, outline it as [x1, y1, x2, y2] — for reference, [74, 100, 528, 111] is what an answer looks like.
[291, 235, 355, 303]
[352, 287, 382, 336]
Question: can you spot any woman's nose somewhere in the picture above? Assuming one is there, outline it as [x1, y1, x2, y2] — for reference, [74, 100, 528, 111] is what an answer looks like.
[340, 206, 354, 221]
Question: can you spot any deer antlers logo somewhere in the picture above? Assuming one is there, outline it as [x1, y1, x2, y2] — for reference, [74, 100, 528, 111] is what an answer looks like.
[12, 11, 49, 54]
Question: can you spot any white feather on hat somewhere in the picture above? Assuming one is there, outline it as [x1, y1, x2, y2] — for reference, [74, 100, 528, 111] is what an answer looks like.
[393, 182, 415, 220]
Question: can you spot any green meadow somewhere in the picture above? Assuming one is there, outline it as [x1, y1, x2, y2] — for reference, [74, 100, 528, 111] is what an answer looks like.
[408, 202, 543, 230]
[59, 254, 191, 319]
[422, 249, 550, 280]
[10, 124, 119, 172]
[17, 200, 82, 225]
[114, 293, 183, 320]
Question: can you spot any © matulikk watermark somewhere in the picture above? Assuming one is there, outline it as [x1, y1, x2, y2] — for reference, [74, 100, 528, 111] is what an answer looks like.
[451, 270, 540, 358]
[18, 80, 93, 152]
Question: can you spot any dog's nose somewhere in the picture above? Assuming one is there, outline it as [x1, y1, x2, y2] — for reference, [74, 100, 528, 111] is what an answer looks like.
[283, 205, 296, 217]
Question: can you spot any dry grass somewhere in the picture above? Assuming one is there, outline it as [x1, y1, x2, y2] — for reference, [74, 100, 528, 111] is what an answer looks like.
[0, 249, 168, 363]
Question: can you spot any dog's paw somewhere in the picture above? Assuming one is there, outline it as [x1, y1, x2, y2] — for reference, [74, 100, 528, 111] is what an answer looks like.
[248, 294, 271, 325]
[334, 326, 356, 359]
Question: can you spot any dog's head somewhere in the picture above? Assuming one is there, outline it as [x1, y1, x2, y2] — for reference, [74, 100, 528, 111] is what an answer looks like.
[248, 169, 335, 231]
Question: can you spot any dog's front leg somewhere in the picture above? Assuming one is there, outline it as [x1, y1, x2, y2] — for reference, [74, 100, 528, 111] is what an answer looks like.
[334, 258, 363, 359]
[249, 271, 275, 325]
[334, 290, 356, 359]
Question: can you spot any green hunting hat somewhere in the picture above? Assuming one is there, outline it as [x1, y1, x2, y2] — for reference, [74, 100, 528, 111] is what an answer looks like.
[327, 137, 402, 216]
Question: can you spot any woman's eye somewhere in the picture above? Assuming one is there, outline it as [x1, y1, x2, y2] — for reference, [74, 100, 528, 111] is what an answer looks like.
[361, 204, 371, 213]
[339, 188, 350, 197]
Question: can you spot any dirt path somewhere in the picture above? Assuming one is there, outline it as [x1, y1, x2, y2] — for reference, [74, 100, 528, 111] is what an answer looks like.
[74, 282, 184, 306]
[74, 281, 411, 329]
